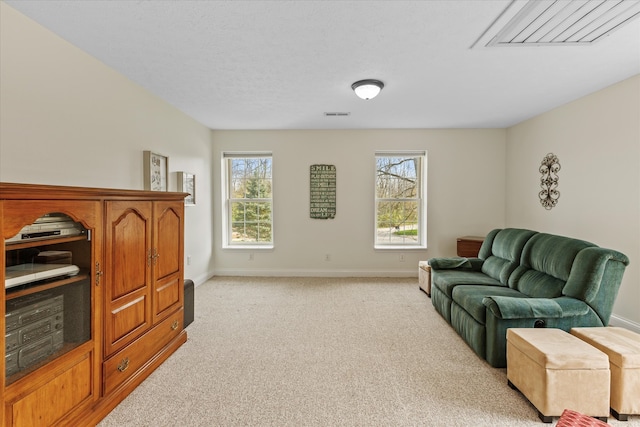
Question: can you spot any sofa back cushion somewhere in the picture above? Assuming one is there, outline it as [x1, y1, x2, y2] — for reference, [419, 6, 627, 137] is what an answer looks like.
[480, 228, 537, 284]
[510, 233, 594, 297]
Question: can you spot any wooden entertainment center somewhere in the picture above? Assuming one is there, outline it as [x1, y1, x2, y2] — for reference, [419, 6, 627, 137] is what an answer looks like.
[1, 183, 188, 426]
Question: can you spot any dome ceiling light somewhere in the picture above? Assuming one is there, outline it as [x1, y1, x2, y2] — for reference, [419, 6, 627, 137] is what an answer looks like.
[351, 79, 384, 100]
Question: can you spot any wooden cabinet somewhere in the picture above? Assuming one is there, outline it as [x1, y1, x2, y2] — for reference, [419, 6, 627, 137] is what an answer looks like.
[456, 236, 485, 257]
[1, 183, 187, 427]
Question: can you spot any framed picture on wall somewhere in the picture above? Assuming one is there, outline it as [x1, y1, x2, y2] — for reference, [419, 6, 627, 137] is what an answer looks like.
[143, 151, 168, 191]
[178, 171, 196, 205]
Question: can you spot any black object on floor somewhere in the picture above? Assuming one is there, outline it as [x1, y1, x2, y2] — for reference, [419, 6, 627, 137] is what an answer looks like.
[184, 279, 194, 327]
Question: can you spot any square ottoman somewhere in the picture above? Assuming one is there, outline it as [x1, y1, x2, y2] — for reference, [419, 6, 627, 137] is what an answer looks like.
[571, 327, 640, 421]
[418, 261, 431, 297]
[506, 328, 610, 423]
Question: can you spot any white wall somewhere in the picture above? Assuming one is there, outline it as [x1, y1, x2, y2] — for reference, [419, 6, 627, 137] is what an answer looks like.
[211, 129, 507, 276]
[506, 75, 640, 330]
[0, 3, 215, 284]
[4, 1, 634, 329]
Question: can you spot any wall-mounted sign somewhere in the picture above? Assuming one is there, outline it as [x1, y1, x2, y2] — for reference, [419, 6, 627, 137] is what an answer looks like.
[310, 164, 336, 219]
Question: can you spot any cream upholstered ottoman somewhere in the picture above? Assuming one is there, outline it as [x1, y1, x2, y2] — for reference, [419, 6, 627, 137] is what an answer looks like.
[571, 327, 640, 421]
[506, 328, 610, 423]
[418, 261, 431, 297]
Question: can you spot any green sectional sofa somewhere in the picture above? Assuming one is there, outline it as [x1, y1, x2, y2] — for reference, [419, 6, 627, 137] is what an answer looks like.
[429, 228, 629, 368]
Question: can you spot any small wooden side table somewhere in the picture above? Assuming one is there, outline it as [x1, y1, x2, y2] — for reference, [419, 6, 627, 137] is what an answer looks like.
[456, 236, 484, 257]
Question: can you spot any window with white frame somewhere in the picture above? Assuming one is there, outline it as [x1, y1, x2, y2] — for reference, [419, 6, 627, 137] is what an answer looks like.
[223, 153, 273, 247]
[375, 152, 426, 248]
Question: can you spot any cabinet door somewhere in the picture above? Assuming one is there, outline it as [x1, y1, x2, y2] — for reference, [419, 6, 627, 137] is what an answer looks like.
[152, 201, 184, 323]
[104, 201, 153, 357]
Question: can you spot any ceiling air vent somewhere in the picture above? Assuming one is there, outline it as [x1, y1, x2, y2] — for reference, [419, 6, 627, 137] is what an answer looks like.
[324, 112, 351, 117]
[474, 0, 640, 47]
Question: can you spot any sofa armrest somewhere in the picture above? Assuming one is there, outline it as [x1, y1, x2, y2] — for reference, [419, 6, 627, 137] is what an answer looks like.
[482, 296, 589, 320]
[428, 257, 476, 270]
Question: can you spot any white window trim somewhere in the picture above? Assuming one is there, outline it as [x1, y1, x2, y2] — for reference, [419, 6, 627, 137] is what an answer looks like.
[374, 151, 427, 250]
[221, 152, 274, 249]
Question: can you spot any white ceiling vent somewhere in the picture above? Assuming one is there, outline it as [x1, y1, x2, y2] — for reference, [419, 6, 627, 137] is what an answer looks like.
[474, 0, 640, 47]
[324, 112, 351, 117]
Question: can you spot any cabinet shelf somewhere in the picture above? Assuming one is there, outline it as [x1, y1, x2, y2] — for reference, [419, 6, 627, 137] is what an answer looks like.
[5, 234, 88, 251]
[5, 271, 90, 300]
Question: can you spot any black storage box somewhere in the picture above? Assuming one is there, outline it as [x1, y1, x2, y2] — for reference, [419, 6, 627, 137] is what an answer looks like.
[184, 279, 194, 327]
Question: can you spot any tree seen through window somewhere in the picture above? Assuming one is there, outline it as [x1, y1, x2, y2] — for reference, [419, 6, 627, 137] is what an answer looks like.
[375, 154, 423, 246]
[229, 157, 272, 244]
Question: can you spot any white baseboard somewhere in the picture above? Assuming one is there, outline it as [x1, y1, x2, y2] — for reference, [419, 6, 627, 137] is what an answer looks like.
[189, 271, 216, 287]
[609, 314, 640, 334]
[210, 268, 418, 278]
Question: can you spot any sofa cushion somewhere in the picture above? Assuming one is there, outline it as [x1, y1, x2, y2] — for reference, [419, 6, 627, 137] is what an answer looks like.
[451, 285, 525, 324]
[433, 270, 503, 298]
[481, 228, 537, 284]
[509, 268, 565, 298]
[511, 233, 594, 297]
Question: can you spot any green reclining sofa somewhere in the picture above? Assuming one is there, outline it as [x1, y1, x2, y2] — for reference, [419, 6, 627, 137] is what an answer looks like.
[429, 228, 629, 368]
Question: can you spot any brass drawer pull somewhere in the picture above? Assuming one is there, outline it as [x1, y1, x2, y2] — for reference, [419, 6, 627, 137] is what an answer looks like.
[171, 320, 179, 330]
[117, 357, 130, 372]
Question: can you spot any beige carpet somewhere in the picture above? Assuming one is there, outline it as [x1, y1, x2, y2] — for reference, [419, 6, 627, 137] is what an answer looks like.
[98, 277, 639, 427]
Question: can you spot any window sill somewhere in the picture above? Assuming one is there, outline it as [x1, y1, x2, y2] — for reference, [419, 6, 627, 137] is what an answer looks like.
[223, 244, 274, 250]
[374, 245, 427, 251]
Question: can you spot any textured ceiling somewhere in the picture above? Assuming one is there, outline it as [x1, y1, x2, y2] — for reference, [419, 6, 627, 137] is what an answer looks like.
[5, 0, 640, 130]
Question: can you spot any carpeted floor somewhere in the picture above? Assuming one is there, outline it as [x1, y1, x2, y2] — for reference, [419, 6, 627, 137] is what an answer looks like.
[97, 277, 639, 426]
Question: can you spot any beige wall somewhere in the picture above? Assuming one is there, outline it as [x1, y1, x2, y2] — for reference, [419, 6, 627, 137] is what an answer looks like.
[211, 129, 506, 276]
[506, 75, 640, 329]
[2, 2, 637, 327]
[0, 3, 215, 283]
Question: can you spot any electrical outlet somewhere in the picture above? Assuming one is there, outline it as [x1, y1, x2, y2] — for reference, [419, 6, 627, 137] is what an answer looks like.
[187, 255, 192, 265]
[325, 254, 331, 262]
[399, 254, 405, 262]
[248, 252, 254, 261]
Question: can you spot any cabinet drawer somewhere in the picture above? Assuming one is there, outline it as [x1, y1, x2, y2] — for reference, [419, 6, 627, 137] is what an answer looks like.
[103, 308, 183, 395]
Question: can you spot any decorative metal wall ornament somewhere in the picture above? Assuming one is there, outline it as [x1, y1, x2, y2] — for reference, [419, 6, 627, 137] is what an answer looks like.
[539, 153, 560, 210]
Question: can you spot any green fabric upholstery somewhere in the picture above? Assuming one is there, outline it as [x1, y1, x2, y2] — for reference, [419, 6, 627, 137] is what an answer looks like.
[477, 228, 500, 260]
[433, 271, 503, 298]
[482, 296, 564, 319]
[523, 233, 594, 280]
[508, 268, 565, 297]
[452, 285, 524, 324]
[564, 247, 629, 323]
[431, 285, 452, 322]
[480, 229, 537, 284]
[451, 304, 485, 359]
[428, 257, 472, 269]
[428, 228, 629, 368]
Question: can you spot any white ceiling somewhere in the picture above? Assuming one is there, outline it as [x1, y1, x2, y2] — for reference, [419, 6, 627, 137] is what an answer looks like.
[5, 0, 640, 130]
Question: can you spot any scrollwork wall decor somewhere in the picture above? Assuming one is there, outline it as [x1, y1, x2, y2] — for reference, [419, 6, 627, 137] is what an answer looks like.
[539, 153, 560, 210]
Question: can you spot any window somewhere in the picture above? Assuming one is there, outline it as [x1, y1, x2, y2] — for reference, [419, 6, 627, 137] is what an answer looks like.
[375, 152, 426, 248]
[223, 153, 273, 247]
